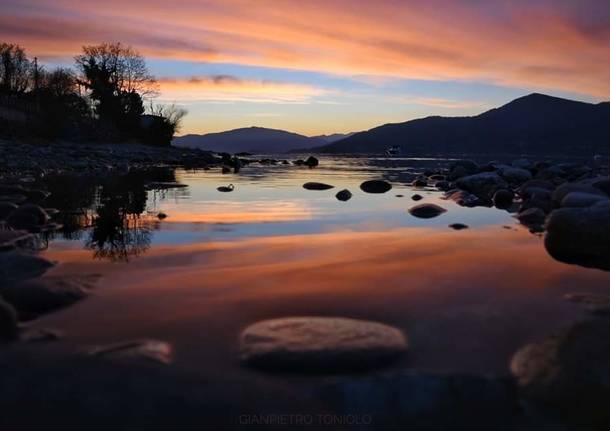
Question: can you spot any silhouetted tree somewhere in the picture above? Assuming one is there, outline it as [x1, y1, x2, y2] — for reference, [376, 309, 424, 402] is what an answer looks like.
[141, 103, 187, 146]
[74, 43, 156, 140]
[0, 43, 33, 93]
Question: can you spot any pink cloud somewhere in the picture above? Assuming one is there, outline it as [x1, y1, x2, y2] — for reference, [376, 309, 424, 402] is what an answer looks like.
[2, 0, 610, 97]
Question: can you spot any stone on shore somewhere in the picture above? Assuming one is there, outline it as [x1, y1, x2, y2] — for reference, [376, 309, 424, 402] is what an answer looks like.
[0, 251, 55, 285]
[552, 182, 606, 204]
[303, 182, 334, 191]
[145, 182, 188, 190]
[1, 275, 97, 318]
[517, 207, 546, 225]
[304, 156, 319, 167]
[560, 192, 608, 208]
[0, 202, 18, 220]
[408, 203, 447, 219]
[335, 189, 352, 201]
[499, 167, 532, 184]
[510, 319, 610, 427]
[6, 204, 50, 230]
[360, 180, 392, 194]
[455, 172, 508, 199]
[239, 317, 407, 372]
[411, 194, 423, 201]
[492, 189, 514, 209]
[564, 293, 610, 315]
[545, 202, 610, 270]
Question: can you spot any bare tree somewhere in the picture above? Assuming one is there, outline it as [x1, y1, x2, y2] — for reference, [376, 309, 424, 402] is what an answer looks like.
[40, 67, 78, 98]
[0, 42, 33, 93]
[74, 42, 157, 98]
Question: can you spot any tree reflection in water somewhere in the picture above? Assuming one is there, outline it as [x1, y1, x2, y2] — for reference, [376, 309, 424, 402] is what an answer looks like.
[41, 168, 180, 262]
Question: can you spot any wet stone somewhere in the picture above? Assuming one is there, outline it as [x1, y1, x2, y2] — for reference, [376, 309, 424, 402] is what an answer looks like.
[239, 317, 408, 372]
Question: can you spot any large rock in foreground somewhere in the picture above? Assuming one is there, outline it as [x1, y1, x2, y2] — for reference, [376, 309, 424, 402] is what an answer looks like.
[239, 317, 407, 372]
[545, 201, 610, 270]
[510, 319, 610, 428]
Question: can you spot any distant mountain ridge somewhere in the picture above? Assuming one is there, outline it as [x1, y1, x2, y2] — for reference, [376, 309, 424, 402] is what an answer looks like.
[173, 126, 326, 153]
[311, 93, 610, 155]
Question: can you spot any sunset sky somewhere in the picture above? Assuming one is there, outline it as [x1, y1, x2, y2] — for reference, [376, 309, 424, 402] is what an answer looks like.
[3, 0, 609, 135]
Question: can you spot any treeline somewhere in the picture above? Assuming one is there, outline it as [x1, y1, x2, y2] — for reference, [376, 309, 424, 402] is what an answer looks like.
[0, 42, 185, 146]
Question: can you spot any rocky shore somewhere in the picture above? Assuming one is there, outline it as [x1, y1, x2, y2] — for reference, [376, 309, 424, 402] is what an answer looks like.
[0, 138, 220, 179]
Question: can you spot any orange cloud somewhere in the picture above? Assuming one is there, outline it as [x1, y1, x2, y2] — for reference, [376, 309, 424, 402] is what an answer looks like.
[3, 0, 610, 97]
[158, 75, 328, 103]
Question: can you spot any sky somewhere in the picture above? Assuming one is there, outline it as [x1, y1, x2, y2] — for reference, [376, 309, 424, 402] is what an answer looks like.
[2, 0, 610, 136]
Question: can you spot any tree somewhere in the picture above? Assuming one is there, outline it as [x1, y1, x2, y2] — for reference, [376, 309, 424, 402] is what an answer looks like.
[0, 43, 33, 93]
[141, 103, 187, 146]
[39, 67, 78, 98]
[74, 43, 156, 140]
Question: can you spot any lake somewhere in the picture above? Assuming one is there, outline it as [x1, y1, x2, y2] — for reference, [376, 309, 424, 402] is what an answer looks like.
[5, 155, 610, 429]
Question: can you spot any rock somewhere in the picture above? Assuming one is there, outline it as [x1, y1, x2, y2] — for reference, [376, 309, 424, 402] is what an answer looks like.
[239, 317, 407, 372]
[1, 275, 97, 318]
[560, 192, 608, 208]
[221, 166, 231, 174]
[449, 223, 469, 230]
[304, 156, 319, 167]
[0, 202, 18, 220]
[303, 182, 334, 191]
[592, 177, 610, 195]
[448, 160, 479, 180]
[395, 194, 404, 198]
[360, 180, 392, 194]
[411, 194, 423, 201]
[444, 190, 487, 207]
[335, 189, 352, 201]
[408, 203, 447, 219]
[510, 319, 610, 427]
[552, 182, 606, 204]
[517, 207, 546, 225]
[428, 174, 446, 181]
[492, 189, 514, 209]
[88, 339, 174, 365]
[412, 178, 427, 187]
[6, 204, 50, 230]
[0, 252, 55, 285]
[519, 180, 555, 198]
[512, 158, 534, 170]
[499, 167, 532, 184]
[293, 159, 305, 166]
[157, 212, 168, 220]
[0, 230, 33, 251]
[564, 293, 610, 315]
[545, 202, 610, 270]
[435, 180, 451, 191]
[455, 173, 508, 199]
[0, 299, 18, 341]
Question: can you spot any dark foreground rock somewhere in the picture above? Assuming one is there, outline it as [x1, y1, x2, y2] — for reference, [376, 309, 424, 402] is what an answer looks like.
[0, 251, 55, 285]
[6, 204, 50, 230]
[455, 172, 508, 199]
[360, 180, 392, 194]
[0, 299, 18, 341]
[408, 203, 447, 219]
[510, 318, 610, 429]
[239, 317, 407, 372]
[449, 223, 469, 230]
[0, 275, 97, 319]
[335, 189, 352, 201]
[545, 201, 610, 270]
[303, 182, 334, 191]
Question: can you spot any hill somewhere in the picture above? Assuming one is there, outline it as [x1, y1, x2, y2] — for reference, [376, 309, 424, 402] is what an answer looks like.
[173, 127, 325, 154]
[311, 93, 610, 155]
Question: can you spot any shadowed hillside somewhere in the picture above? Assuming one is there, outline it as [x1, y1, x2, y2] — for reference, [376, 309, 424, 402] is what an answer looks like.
[312, 94, 610, 155]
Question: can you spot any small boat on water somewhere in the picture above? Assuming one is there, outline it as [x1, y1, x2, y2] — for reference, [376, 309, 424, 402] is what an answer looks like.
[384, 146, 401, 157]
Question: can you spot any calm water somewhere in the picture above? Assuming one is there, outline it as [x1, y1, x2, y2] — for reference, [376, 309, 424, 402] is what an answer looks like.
[23, 156, 610, 422]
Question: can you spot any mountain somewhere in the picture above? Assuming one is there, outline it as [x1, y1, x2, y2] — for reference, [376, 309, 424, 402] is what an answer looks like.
[173, 127, 325, 153]
[310, 93, 610, 155]
[310, 132, 356, 143]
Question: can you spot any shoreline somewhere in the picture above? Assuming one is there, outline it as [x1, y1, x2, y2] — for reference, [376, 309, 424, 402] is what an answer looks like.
[0, 139, 221, 179]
